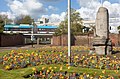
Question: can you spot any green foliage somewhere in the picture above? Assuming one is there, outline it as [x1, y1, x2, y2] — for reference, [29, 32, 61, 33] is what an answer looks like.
[55, 8, 84, 35]
[117, 25, 120, 30]
[0, 15, 12, 33]
[15, 15, 32, 25]
[0, 19, 4, 33]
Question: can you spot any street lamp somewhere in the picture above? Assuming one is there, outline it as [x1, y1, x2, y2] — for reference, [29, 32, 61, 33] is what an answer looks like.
[68, 0, 71, 65]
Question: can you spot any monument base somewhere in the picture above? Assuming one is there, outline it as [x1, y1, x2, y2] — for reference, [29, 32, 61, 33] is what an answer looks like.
[93, 37, 112, 55]
[94, 46, 112, 55]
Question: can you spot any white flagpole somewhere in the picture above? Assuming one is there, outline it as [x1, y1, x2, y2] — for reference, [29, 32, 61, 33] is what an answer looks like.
[68, 0, 71, 65]
[101, 0, 103, 6]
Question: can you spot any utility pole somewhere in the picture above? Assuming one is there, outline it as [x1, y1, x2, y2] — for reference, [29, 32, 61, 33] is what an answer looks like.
[68, 0, 71, 65]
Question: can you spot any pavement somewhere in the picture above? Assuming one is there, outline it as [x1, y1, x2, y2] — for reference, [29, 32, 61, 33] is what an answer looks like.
[0, 44, 48, 52]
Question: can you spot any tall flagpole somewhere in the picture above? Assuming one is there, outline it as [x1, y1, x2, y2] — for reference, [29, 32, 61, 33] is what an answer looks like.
[101, 0, 103, 6]
[68, 0, 71, 65]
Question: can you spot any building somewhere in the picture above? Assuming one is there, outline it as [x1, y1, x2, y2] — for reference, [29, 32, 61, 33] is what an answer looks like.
[4, 24, 58, 45]
[35, 17, 60, 26]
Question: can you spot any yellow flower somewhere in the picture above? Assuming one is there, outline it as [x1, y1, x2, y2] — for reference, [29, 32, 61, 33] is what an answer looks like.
[60, 66, 62, 71]
[68, 66, 71, 70]
[114, 56, 116, 58]
[47, 70, 49, 72]
[114, 70, 118, 74]
[20, 56, 23, 59]
[49, 67, 52, 70]
[102, 70, 106, 74]
[79, 75, 84, 79]
[86, 74, 89, 77]
[60, 54, 62, 57]
[75, 56, 78, 59]
[42, 67, 45, 70]
[54, 67, 57, 69]
[39, 55, 42, 58]
[92, 60, 95, 63]
[90, 77, 93, 79]
[32, 67, 36, 71]
[99, 75, 104, 78]
[5, 65, 10, 70]
[51, 69, 54, 72]
[27, 54, 30, 56]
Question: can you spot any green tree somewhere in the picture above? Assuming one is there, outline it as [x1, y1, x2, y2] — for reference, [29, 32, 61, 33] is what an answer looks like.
[55, 8, 84, 35]
[117, 25, 120, 33]
[0, 14, 12, 33]
[15, 15, 32, 25]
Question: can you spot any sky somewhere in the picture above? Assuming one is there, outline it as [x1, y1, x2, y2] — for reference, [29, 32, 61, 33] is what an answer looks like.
[0, 0, 120, 33]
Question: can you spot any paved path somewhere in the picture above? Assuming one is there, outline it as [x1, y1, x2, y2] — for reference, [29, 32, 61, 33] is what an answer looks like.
[0, 44, 48, 52]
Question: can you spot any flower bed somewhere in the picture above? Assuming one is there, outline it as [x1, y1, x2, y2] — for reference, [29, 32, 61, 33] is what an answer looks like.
[24, 66, 120, 79]
[1, 47, 120, 70]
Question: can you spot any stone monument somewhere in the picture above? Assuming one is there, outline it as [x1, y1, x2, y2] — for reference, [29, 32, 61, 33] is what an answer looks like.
[93, 7, 112, 55]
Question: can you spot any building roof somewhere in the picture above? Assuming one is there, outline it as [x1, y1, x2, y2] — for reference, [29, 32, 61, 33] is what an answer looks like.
[4, 24, 58, 29]
[37, 25, 58, 29]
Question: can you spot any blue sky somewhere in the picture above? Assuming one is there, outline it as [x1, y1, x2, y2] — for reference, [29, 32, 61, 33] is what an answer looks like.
[0, 0, 120, 33]
[0, 0, 119, 16]
[0, 0, 80, 15]
[0, 0, 119, 14]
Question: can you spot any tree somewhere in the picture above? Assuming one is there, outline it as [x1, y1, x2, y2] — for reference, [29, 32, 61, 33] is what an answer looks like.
[15, 15, 32, 25]
[117, 25, 120, 34]
[55, 8, 84, 35]
[0, 14, 12, 33]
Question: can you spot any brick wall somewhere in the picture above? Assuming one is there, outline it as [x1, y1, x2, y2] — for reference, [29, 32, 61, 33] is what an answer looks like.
[0, 34, 24, 47]
[74, 35, 94, 46]
[109, 33, 119, 46]
[52, 34, 120, 46]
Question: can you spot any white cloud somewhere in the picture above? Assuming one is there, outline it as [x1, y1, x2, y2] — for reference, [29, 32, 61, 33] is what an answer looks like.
[6, 0, 48, 18]
[77, 0, 120, 33]
[0, 11, 15, 20]
[48, 6, 58, 11]
[42, 12, 66, 23]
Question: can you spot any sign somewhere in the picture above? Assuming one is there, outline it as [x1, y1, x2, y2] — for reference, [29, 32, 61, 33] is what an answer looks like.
[31, 35, 35, 41]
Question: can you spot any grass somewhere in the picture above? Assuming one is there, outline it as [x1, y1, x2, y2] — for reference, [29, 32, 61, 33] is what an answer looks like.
[0, 64, 120, 79]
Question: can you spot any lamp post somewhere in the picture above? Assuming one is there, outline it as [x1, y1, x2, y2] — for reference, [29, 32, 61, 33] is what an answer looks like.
[68, 0, 71, 65]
